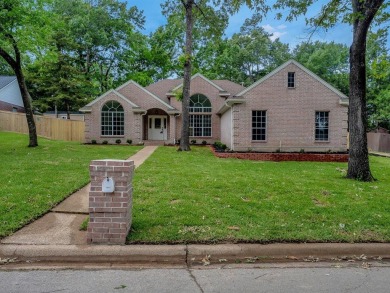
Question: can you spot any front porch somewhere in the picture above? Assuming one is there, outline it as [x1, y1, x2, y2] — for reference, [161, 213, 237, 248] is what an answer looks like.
[142, 108, 177, 144]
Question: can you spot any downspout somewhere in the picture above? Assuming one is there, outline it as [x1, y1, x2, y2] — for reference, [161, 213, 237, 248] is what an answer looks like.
[223, 100, 234, 151]
[174, 113, 181, 144]
[231, 105, 234, 151]
[224, 101, 234, 151]
[140, 110, 147, 144]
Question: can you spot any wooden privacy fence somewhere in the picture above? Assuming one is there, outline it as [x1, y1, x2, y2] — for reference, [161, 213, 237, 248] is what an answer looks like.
[0, 110, 85, 142]
[367, 132, 390, 153]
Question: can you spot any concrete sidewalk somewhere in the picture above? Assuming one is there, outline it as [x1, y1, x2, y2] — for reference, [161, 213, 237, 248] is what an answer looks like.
[370, 151, 390, 158]
[1, 146, 158, 246]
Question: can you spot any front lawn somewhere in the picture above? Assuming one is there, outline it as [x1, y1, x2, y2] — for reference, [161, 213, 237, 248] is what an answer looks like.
[130, 146, 390, 243]
[0, 132, 142, 238]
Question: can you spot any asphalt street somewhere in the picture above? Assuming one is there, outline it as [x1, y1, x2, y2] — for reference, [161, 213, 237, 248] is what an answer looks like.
[1, 266, 390, 293]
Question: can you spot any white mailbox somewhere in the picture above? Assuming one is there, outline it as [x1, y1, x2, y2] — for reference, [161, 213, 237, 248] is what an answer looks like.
[102, 177, 115, 193]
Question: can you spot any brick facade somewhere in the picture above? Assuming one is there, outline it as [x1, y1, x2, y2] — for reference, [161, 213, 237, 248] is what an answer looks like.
[87, 159, 134, 244]
[84, 91, 141, 144]
[229, 61, 348, 152]
[80, 60, 348, 151]
[168, 75, 238, 144]
[211, 147, 349, 162]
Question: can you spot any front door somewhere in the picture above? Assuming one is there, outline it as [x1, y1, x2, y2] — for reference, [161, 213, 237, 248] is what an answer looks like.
[148, 115, 167, 140]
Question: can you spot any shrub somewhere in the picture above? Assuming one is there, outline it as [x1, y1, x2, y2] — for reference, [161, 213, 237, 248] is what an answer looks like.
[275, 148, 281, 153]
[102, 140, 108, 145]
[191, 139, 197, 145]
[213, 141, 227, 151]
[115, 139, 121, 144]
[91, 140, 97, 145]
[126, 139, 132, 145]
[300, 149, 305, 153]
[202, 140, 207, 145]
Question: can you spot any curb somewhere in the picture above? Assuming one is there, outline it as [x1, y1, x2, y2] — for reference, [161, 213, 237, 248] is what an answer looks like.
[1, 243, 390, 267]
[188, 243, 390, 265]
[0, 245, 186, 266]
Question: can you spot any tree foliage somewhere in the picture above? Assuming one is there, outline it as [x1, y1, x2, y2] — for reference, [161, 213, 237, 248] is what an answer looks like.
[27, 0, 144, 113]
[293, 41, 350, 95]
[0, 0, 54, 147]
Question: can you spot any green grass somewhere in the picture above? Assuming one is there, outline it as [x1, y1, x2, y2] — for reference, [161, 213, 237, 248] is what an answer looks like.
[0, 132, 142, 238]
[129, 146, 390, 244]
[80, 216, 89, 231]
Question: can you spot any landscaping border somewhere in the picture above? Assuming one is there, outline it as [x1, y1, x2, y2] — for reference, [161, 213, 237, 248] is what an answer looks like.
[211, 147, 349, 162]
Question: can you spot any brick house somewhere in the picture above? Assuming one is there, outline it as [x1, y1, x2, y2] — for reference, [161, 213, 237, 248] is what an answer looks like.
[80, 60, 349, 152]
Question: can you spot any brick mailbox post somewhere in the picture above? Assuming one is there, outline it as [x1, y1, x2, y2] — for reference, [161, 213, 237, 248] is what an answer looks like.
[87, 159, 134, 244]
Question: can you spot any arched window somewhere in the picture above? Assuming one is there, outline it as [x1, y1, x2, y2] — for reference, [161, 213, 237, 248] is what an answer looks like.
[189, 94, 212, 137]
[101, 101, 124, 136]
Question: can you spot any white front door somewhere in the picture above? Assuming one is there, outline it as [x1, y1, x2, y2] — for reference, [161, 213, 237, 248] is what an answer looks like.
[148, 115, 167, 140]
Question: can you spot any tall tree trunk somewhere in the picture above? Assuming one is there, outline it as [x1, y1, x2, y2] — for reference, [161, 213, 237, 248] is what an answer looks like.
[0, 43, 38, 147]
[347, 0, 383, 181]
[178, 0, 194, 151]
[66, 102, 71, 120]
[15, 65, 38, 147]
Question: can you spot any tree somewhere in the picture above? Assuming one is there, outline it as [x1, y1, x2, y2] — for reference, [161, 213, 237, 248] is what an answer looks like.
[346, 0, 385, 181]
[195, 19, 291, 85]
[0, 0, 51, 147]
[293, 41, 349, 95]
[27, 29, 94, 117]
[26, 0, 145, 114]
[178, 0, 195, 151]
[163, 0, 263, 151]
[272, 0, 388, 181]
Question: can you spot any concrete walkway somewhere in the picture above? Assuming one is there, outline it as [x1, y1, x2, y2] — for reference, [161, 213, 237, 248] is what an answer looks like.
[370, 151, 390, 158]
[1, 146, 158, 246]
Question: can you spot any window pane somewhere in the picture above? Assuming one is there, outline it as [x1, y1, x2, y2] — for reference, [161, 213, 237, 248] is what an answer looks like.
[189, 114, 212, 137]
[252, 110, 267, 141]
[288, 72, 295, 88]
[155, 118, 161, 129]
[315, 111, 329, 141]
[189, 94, 212, 113]
[101, 101, 124, 136]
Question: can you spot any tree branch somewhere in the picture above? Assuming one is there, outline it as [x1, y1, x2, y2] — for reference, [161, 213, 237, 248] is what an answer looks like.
[0, 26, 20, 69]
[0, 46, 17, 69]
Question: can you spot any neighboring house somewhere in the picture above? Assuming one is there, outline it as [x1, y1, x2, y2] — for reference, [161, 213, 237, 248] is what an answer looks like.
[43, 111, 85, 121]
[0, 76, 25, 113]
[80, 60, 349, 152]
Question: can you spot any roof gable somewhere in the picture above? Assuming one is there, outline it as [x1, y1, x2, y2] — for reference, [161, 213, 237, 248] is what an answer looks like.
[0, 76, 17, 91]
[116, 80, 175, 110]
[145, 79, 182, 102]
[213, 80, 245, 96]
[236, 60, 349, 104]
[170, 73, 225, 93]
[80, 89, 139, 112]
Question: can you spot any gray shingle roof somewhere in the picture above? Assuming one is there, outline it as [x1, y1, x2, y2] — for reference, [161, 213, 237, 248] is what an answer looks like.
[212, 80, 245, 96]
[145, 79, 182, 103]
[145, 78, 245, 99]
[0, 76, 17, 90]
